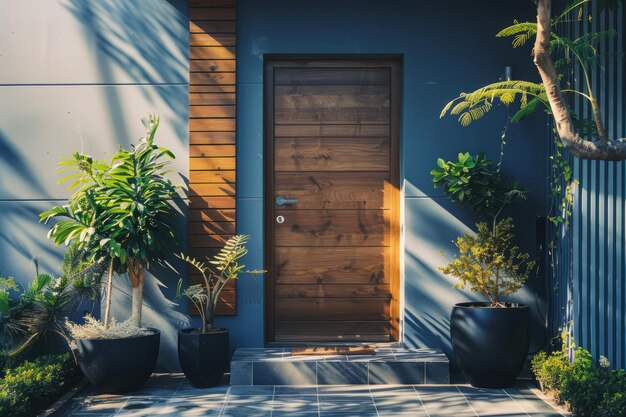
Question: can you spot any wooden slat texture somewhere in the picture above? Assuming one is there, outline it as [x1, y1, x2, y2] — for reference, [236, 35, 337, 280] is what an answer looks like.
[275, 284, 390, 298]
[274, 68, 390, 85]
[190, 106, 236, 118]
[189, 170, 235, 183]
[275, 137, 390, 171]
[189, 157, 235, 171]
[275, 298, 390, 321]
[190, 132, 236, 145]
[267, 60, 400, 342]
[274, 209, 388, 247]
[189, 0, 237, 316]
[275, 247, 388, 284]
[275, 124, 389, 138]
[189, 209, 235, 222]
[190, 21, 236, 33]
[275, 172, 389, 209]
[190, 33, 236, 47]
[275, 321, 390, 342]
[191, 60, 236, 73]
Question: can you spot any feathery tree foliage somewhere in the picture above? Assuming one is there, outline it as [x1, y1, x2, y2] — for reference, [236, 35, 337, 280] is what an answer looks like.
[442, 0, 626, 160]
[440, 218, 536, 307]
[40, 114, 180, 328]
[178, 235, 264, 333]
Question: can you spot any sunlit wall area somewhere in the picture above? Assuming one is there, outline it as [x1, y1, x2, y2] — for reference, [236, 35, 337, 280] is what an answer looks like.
[0, 0, 190, 370]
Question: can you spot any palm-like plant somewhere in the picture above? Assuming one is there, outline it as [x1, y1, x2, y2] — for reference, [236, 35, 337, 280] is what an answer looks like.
[440, 0, 617, 138]
[178, 235, 264, 333]
[40, 114, 180, 328]
[0, 247, 106, 359]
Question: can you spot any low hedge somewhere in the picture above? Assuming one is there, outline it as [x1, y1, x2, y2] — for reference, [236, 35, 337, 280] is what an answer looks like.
[0, 353, 79, 417]
[532, 340, 626, 417]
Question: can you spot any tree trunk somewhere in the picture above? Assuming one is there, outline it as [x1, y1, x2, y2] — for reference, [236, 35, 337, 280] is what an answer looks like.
[103, 258, 114, 329]
[532, 0, 626, 160]
[127, 258, 145, 327]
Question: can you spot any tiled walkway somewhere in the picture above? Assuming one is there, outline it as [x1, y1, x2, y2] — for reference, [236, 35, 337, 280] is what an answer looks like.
[54, 374, 566, 417]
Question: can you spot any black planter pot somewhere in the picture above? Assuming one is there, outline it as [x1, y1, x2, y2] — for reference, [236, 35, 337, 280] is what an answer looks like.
[178, 327, 229, 388]
[451, 302, 531, 388]
[75, 329, 160, 394]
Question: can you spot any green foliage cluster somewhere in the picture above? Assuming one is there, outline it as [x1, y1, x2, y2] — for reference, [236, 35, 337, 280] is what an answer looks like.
[532, 338, 626, 417]
[0, 247, 105, 358]
[431, 152, 527, 219]
[40, 114, 179, 271]
[0, 353, 79, 417]
[178, 235, 264, 333]
[40, 114, 181, 326]
[439, 218, 535, 306]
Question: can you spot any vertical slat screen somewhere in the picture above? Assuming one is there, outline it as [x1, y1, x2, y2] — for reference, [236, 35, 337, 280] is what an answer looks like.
[189, 0, 237, 315]
[554, 0, 626, 369]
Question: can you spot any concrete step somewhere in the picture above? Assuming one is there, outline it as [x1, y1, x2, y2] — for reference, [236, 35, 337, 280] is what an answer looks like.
[230, 347, 449, 385]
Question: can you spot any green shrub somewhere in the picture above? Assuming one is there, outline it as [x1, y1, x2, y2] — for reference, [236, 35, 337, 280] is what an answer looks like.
[531, 339, 626, 417]
[0, 353, 78, 417]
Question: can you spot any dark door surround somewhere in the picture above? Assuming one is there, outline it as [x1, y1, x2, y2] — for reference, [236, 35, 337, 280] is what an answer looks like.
[264, 56, 402, 344]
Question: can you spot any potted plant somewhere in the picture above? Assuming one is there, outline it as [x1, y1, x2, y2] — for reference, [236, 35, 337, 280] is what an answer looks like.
[40, 114, 180, 393]
[432, 152, 536, 388]
[177, 235, 264, 388]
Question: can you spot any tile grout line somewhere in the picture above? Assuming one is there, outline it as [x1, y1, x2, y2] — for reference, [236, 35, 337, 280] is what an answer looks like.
[502, 388, 532, 417]
[455, 386, 480, 417]
[368, 383, 381, 417]
[316, 380, 321, 417]
[218, 385, 231, 417]
[269, 385, 276, 417]
[412, 385, 431, 417]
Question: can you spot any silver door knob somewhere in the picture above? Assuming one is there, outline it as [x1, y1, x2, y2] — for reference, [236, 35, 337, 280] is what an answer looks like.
[275, 196, 299, 206]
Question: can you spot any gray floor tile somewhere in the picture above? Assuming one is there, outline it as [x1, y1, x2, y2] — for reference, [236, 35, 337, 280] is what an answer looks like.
[369, 361, 425, 384]
[274, 385, 318, 395]
[316, 362, 368, 384]
[253, 361, 317, 385]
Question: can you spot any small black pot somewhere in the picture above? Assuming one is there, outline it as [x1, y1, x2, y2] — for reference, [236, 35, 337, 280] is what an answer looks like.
[75, 329, 160, 394]
[178, 327, 229, 388]
[451, 302, 530, 388]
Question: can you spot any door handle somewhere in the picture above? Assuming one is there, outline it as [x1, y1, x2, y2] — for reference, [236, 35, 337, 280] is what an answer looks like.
[275, 196, 299, 206]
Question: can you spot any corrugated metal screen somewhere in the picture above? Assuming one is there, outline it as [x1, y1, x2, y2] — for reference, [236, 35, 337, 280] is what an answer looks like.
[552, 0, 626, 369]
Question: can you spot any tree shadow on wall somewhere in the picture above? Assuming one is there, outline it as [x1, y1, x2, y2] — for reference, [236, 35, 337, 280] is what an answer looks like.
[64, 0, 189, 143]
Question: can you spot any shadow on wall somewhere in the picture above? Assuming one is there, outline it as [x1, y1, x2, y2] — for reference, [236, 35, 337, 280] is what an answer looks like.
[64, 0, 189, 142]
[0, 129, 63, 277]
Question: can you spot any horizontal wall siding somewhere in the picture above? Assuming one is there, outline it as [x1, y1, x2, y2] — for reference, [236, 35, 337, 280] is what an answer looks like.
[189, 0, 237, 316]
[567, 0, 626, 369]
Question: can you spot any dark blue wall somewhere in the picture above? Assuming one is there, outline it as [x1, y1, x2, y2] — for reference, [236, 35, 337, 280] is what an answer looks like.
[228, 0, 549, 362]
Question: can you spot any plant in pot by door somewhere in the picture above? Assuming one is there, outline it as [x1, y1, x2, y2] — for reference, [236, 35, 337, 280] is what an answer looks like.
[177, 235, 264, 388]
[432, 152, 536, 388]
[40, 114, 181, 393]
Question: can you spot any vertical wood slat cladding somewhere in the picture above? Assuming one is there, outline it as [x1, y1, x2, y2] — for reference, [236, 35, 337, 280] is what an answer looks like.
[265, 58, 401, 342]
[189, 0, 236, 316]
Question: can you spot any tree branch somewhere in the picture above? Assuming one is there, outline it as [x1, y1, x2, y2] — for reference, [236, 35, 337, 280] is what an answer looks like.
[533, 0, 626, 160]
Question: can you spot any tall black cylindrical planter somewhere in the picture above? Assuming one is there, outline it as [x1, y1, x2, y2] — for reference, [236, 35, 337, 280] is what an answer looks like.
[178, 328, 229, 388]
[75, 329, 160, 394]
[451, 302, 530, 388]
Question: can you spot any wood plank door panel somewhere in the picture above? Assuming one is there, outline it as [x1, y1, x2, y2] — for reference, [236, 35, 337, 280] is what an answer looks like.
[265, 58, 401, 343]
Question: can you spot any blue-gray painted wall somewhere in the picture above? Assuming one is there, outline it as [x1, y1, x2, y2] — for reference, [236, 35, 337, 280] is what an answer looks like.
[228, 0, 550, 364]
[0, 0, 552, 371]
[0, 0, 191, 370]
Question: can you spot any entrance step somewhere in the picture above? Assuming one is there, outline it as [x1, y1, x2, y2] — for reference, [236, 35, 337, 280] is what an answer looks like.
[230, 347, 449, 385]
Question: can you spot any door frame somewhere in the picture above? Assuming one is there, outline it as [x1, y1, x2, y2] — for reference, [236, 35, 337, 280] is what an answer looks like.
[263, 56, 402, 344]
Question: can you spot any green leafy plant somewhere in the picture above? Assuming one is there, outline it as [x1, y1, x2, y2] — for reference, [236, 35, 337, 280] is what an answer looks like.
[431, 152, 528, 220]
[439, 218, 535, 307]
[531, 336, 626, 417]
[0, 247, 105, 360]
[40, 114, 181, 328]
[178, 235, 264, 333]
[0, 353, 79, 417]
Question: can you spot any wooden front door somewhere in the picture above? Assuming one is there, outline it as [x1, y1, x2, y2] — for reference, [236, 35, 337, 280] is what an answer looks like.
[265, 58, 401, 343]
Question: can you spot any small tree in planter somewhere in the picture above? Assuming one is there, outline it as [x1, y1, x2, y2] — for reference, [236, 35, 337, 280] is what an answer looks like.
[177, 235, 264, 388]
[40, 114, 181, 393]
[432, 152, 536, 388]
